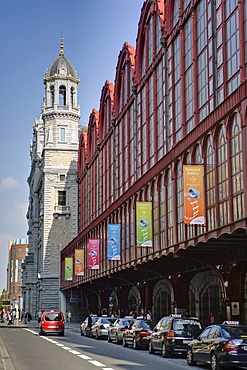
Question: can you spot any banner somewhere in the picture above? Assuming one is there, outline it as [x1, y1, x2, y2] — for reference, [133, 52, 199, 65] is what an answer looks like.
[108, 224, 120, 260]
[75, 249, 84, 276]
[136, 202, 153, 247]
[65, 257, 73, 281]
[88, 239, 99, 269]
[183, 165, 205, 225]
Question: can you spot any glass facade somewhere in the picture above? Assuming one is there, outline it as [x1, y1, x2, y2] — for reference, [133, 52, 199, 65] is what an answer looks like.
[68, 0, 246, 282]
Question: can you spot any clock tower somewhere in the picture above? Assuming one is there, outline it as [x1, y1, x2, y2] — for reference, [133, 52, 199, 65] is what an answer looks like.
[25, 38, 81, 315]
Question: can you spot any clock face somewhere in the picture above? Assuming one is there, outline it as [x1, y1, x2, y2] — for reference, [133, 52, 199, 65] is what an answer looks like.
[60, 68, 66, 75]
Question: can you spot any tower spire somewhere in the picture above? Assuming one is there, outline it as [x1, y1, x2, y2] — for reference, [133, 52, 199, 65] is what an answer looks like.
[59, 36, 64, 56]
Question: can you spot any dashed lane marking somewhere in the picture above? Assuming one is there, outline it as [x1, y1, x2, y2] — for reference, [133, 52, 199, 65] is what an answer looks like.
[24, 328, 116, 370]
[89, 360, 106, 367]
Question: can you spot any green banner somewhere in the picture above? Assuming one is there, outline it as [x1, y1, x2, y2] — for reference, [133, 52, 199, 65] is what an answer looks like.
[136, 202, 153, 247]
[65, 257, 73, 281]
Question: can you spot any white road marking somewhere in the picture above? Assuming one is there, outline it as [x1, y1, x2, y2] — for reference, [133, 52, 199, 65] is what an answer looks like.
[77, 354, 92, 360]
[68, 350, 81, 355]
[89, 360, 106, 367]
[24, 328, 116, 369]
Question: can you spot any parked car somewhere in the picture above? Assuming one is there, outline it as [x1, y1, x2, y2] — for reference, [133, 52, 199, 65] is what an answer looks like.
[108, 316, 136, 344]
[80, 315, 99, 337]
[122, 319, 153, 349]
[91, 316, 116, 339]
[149, 314, 203, 357]
[187, 321, 247, 370]
[39, 310, 65, 336]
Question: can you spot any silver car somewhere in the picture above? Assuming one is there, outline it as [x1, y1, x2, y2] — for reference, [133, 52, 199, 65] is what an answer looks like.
[80, 315, 99, 337]
[108, 317, 135, 344]
[91, 317, 115, 339]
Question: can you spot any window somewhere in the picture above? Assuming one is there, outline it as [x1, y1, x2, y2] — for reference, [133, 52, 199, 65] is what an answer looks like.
[217, 125, 229, 226]
[50, 85, 54, 106]
[60, 127, 66, 142]
[230, 115, 244, 220]
[225, 0, 239, 95]
[58, 191, 66, 206]
[59, 85, 66, 106]
[205, 136, 216, 231]
[70, 87, 74, 106]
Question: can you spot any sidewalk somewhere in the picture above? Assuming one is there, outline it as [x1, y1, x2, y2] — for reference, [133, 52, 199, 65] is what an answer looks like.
[0, 320, 81, 369]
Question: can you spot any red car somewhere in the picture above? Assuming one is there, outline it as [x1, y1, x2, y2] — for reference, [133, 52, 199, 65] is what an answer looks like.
[39, 310, 65, 336]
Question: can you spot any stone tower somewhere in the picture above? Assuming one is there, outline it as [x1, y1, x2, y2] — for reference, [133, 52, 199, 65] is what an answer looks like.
[24, 38, 80, 316]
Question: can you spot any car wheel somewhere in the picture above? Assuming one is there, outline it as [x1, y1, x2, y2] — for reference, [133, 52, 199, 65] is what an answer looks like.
[133, 337, 139, 350]
[123, 336, 128, 347]
[161, 342, 170, 358]
[108, 334, 112, 342]
[210, 352, 222, 370]
[59, 329, 64, 337]
[39, 327, 43, 336]
[187, 348, 197, 366]
[149, 341, 155, 354]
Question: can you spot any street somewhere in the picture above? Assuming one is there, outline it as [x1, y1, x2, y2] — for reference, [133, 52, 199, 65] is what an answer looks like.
[0, 322, 211, 370]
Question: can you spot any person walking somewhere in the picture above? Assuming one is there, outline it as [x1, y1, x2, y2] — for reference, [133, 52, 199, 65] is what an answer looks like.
[207, 312, 215, 324]
[67, 311, 71, 322]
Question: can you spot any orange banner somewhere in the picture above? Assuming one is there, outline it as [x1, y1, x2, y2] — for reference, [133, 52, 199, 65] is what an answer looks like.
[183, 165, 205, 225]
[74, 249, 84, 276]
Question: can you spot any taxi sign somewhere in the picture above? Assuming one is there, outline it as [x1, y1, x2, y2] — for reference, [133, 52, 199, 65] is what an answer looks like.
[223, 321, 239, 325]
[170, 314, 182, 317]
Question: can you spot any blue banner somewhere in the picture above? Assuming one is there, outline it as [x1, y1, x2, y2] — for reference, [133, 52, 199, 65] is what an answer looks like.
[108, 224, 121, 261]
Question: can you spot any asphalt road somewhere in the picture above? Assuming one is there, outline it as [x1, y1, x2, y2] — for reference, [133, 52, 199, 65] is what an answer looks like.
[0, 324, 209, 370]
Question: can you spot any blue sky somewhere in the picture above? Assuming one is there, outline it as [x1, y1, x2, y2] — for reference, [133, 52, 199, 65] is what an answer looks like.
[0, 0, 144, 293]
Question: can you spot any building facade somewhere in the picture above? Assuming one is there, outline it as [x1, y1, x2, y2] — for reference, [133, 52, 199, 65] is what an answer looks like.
[22, 39, 81, 318]
[61, 0, 247, 325]
[7, 239, 28, 316]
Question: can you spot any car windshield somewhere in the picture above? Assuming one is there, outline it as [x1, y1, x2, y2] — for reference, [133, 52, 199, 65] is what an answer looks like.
[101, 318, 111, 324]
[173, 319, 202, 332]
[222, 326, 247, 338]
[45, 313, 62, 321]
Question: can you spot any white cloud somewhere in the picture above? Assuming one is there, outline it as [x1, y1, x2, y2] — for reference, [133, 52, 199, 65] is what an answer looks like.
[5, 201, 28, 226]
[0, 177, 19, 190]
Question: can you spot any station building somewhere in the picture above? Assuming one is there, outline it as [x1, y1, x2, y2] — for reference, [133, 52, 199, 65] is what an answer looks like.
[61, 0, 247, 325]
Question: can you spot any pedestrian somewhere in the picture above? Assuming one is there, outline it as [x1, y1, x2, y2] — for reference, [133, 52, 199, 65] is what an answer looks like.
[67, 311, 71, 322]
[139, 308, 147, 319]
[207, 312, 215, 324]
[146, 310, 152, 320]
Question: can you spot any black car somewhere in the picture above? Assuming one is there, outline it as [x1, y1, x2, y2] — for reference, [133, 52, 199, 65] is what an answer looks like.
[122, 319, 153, 349]
[149, 314, 203, 357]
[187, 321, 247, 370]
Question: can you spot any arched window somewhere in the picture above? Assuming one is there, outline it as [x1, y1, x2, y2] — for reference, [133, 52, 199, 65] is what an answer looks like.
[230, 114, 244, 220]
[217, 125, 229, 226]
[166, 169, 174, 246]
[59, 85, 66, 106]
[176, 160, 184, 242]
[205, 136, 216, 231]
[50, 85, 54, 106]
[155, 14, 161, 54]
[153, 179, 159, 250]
[160, 175, 166, 249]
[70, 87, 74, 106]
[147, 15, 153, 67]
[173, 0, 179, 26]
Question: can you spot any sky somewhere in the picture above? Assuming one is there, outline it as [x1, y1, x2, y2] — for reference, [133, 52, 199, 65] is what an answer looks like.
[0, 0, 145, 293]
